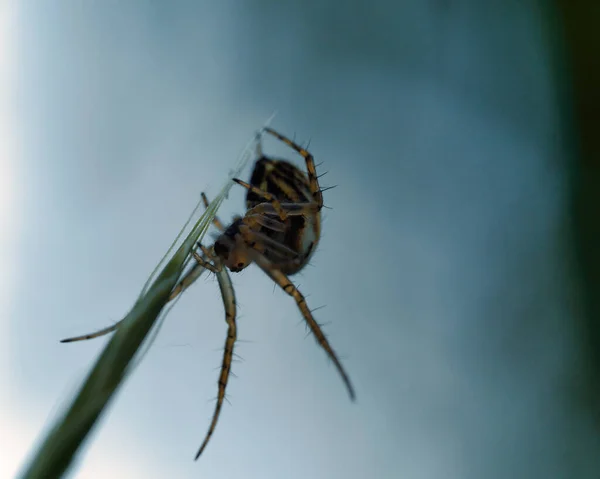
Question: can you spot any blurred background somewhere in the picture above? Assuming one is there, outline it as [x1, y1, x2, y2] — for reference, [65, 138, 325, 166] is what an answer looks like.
[1, 1, 599, 478]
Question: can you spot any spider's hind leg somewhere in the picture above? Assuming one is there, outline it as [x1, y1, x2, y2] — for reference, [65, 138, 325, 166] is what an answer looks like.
[252, 255, 355, 401]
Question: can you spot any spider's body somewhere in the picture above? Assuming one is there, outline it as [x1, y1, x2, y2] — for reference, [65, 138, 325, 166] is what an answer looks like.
[61, 127, 354, 463]
[211, 139, 325, 277]
[242, 157, 320, 275]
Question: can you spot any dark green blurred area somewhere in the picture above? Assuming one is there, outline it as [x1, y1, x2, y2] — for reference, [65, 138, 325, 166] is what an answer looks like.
[12, 1, 600, 476]
[556, 1, 600, 421]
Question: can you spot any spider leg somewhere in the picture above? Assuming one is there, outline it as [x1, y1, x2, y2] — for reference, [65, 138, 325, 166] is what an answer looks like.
[195, 260, 237, 460]
[255, 130, 264, 157]
[168, 261, 207, 302]
[245, 202, 319, 218]
[61, 258, 210, 342]
[61, 251, 212, 343]
[202, 192, 226, 232]
[60, 322, 122, 343]
[169, 200, 223, 303]
[262, 127, 323, 209]
[198, 243, 216, 258]
[192, 250, 222, 274]
[252, 255, 355, 401]
[244, 213, 287, 232]
[238, 224, 299, 261]
[169, 196, 224, 302]
[62, 198, 219, 343]
[232, 178, 288, 221]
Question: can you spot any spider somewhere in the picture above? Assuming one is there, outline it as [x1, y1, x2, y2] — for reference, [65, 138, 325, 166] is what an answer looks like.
[61, 127, 355, 460]
[189, 128, 355, 458]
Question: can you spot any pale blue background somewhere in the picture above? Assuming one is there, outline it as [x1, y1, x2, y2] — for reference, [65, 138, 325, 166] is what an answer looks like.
[1, 1, 596, 478]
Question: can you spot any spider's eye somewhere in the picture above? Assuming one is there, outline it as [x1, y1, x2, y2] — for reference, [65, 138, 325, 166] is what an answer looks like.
[214, 241, 229, 260]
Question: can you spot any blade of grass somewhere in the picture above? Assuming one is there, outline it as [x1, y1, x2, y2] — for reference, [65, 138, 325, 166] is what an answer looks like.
[18, 118, 275, 479]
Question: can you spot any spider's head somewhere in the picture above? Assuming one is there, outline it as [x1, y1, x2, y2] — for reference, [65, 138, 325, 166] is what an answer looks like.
[214, 219, 251, 273]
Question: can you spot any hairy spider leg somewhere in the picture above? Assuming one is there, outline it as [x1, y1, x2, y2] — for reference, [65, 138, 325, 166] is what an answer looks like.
[245, 202, 319, 218]
[262, 127, 323, 209]
[245, 214, 286, 232]
[168, 195, 226, 302]
[201, 192, 226, 231]
[61, 192, 223, 343]
[237, 224, 298, 261]
[178, 195, 240, 460]
[188, 247, 238, 460]
[60, 322, 123, 343]
[232, 178, 289, 221]
[252, 254, 356, 401]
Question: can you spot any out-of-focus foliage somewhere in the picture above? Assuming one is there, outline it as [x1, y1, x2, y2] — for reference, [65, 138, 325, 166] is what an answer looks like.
[556, 0, 600, 421]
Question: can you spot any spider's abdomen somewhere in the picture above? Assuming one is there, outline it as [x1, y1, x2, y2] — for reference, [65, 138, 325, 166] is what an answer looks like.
[246, 157, 321, 275]
[247, 158, 313, 206]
